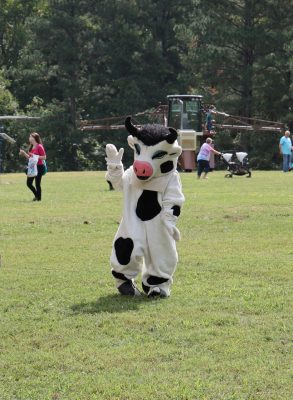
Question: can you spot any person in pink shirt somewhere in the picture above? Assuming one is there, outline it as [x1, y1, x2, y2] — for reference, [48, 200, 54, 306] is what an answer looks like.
[19, 132, 47, 201]
[197, 137, 221, 179]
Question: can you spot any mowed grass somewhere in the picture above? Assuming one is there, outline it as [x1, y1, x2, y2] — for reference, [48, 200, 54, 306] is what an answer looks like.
[0, 170, 293, 400]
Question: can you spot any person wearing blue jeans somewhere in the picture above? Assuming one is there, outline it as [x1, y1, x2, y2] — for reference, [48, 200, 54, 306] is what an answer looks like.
[279, 130, 292, 172]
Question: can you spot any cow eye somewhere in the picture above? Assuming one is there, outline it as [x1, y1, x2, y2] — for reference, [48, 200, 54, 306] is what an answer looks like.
[152, 151, 168, 159]
[134, 144, 141, 155]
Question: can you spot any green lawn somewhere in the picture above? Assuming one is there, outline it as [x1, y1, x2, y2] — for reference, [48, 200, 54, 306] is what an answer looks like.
[0, 171, 292, 400]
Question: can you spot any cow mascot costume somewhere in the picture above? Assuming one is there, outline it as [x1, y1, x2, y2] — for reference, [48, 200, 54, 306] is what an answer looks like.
[105, 117, 185, 298]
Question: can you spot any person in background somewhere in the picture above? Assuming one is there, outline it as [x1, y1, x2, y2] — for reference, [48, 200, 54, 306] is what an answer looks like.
[19, 132, 46, 201]
[279, 130, 292, 172]
[197, 137, 221, 179]
[205, 105, 215, 134]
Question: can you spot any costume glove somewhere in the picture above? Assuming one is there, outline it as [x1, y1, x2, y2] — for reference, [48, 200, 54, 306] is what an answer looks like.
[161, 212, 181, 241]
[105, 144, 124, 168]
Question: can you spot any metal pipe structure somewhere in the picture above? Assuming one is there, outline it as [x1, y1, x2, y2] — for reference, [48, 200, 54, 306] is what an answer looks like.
[0, 132, 16, 143]
[0, 116, 40, 120]
[213, 124, 282, 132]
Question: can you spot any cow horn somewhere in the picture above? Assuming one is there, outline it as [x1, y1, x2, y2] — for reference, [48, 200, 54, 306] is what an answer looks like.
[125, 116, 138, 136]
[166, 127, 178, 144]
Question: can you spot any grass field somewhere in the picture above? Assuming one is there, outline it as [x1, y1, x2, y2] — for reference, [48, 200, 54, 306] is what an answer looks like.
[0, 170, 293, 400]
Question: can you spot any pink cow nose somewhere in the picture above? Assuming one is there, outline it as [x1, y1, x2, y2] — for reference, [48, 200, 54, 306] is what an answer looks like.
[133, 160, 153, 180]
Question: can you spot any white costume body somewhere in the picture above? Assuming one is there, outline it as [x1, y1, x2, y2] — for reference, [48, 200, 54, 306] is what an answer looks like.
[105, 118, 185, 297]
[106, 165, 184, 296]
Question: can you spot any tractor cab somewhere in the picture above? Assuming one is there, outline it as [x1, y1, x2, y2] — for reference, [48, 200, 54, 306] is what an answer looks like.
[167, 95, 204, 171]
[167, 94, 203, 133]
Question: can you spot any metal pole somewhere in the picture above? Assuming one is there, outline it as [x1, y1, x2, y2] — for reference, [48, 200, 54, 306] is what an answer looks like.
[0, 125, 5, 174]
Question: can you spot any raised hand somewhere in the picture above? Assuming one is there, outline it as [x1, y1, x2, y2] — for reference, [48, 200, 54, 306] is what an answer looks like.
[105, 144, 124, 165]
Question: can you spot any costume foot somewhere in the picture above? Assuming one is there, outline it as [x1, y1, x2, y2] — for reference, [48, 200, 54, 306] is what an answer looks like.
[142, 282, 150, 294]
[147, 287, 168, 298]
[118, 281, 141, 296]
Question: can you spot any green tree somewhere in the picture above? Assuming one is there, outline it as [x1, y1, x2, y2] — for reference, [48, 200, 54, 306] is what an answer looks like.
[12, 0, 102, 170]
[178, 0, 292, 115]
[0, 0, 39, 69]
[2, 0, 292, 171]
[0, 73, 18, 114]
[177, 0, 293, 167]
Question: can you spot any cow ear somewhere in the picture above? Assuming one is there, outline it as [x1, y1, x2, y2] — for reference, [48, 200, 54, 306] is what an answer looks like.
[171, 144, 182, 158]
[125, 116, 138, 136]
[127, 135, 135, 150]
[166, 127, 178, 144]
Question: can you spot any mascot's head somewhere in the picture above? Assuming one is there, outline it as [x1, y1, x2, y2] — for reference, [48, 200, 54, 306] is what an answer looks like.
[125, 116, 182, 181]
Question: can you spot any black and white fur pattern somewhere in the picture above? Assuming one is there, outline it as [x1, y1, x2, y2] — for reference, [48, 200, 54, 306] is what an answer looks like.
[105, 117, 185, 297]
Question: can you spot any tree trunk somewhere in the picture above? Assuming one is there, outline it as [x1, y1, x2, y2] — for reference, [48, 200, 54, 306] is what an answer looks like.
[68, 96, 77, 129]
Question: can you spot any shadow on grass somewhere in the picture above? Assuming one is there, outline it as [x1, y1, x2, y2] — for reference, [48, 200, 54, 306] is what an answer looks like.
[7, 199, 35, 203]
[70, 293, 151, 314]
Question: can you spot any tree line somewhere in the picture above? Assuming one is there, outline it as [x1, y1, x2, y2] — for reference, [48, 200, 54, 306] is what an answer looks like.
[0, 0, 292, 172]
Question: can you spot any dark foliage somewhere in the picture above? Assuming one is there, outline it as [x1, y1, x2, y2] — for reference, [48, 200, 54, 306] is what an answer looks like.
[0, 0, 292, 171]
